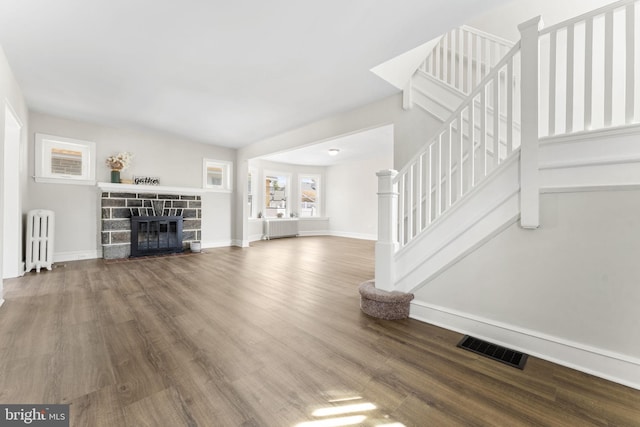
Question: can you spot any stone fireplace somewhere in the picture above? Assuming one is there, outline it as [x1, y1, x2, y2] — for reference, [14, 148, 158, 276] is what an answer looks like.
[100, 190, 201, 259]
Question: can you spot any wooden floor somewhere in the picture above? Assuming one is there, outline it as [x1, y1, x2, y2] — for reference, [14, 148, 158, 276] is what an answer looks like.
[1, 237, 639, 426]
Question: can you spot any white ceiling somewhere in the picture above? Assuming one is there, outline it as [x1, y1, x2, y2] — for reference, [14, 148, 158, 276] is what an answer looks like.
[261, 124, 394, 167]
[0, 0, 511, 149]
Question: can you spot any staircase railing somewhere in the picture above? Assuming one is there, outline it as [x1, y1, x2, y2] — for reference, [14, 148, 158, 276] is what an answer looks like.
[538, 0, 638, 137]
[396, 42, 521, 248]
[376, 0, 640, 292]
[420, 25, 514, 95]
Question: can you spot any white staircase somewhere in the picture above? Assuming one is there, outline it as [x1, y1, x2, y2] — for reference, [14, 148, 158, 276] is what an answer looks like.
[407, 25, 514, 121]
[375, 0, 640, 390]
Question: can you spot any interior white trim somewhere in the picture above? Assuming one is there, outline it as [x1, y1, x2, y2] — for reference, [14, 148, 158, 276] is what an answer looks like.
[202, 240, 234, 249]
[541, 184, 640, 193]
[298, 230, 330, 237]
[53, 250, 101, 262]
[328, 231, 376, 240]
[248, 234, 263, 243]
[232, 239, 247, 248]
[410, 301, 640, 391]
[97, 182, 206, 195]
[34, 133, 96, 185]
[540, 123, 640, 146]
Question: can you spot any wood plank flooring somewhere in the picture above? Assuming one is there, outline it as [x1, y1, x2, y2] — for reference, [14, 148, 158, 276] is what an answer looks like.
[0, 236, 638, 426]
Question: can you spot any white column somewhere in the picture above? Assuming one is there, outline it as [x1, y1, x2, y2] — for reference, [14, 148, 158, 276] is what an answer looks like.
[375, 169, 398, 291]
[403, 79, 413, 110]
[518, 16, 542, 229]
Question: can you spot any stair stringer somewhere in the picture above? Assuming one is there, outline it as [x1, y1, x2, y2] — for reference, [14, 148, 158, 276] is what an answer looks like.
[412, 70, 521, 143]
[539, 124, 640, 192]
[411, 71, 466, 122]
[393, 152, 521, 295]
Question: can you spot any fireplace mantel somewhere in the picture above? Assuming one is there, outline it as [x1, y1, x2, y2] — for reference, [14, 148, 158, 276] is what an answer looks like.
[97, 182, 206, 196]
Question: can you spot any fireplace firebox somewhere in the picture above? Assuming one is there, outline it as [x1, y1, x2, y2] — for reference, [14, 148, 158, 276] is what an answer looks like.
[130, 215, 183, 257]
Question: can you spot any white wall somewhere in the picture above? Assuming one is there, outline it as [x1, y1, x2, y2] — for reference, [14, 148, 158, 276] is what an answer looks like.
[247, 158, 328, 241]
[236, 94, 442, 244]
[0, 44, 28, 302]
[468, 0, 615, 42]
[247, 151, 392, 242]
[26, 112, 236, 259]
[413, 189, 640, 388]
[326, 152, 393, 240]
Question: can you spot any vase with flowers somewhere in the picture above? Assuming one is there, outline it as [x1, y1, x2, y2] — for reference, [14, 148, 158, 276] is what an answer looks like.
[105, 152, 133, 183]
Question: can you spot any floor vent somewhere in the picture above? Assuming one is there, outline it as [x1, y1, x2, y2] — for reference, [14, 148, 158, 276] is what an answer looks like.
[457, 335, 528, 370]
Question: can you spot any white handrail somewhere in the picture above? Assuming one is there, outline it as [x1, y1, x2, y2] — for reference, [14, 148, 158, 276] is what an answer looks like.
[396, 42, 522, 248]
[461, 25, 514, 51]
[539, 0, 634, 36]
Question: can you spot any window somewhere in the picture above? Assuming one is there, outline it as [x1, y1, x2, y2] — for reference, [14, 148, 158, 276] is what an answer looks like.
[35, 133, 96, 185]
[248, 168, 257, 218]
[265, 173, 289, 218]
[203, 159, 232, 192]
[299, 175, 320, 217]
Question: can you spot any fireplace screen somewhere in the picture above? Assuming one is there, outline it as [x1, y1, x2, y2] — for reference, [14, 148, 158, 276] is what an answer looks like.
[130, 216, 183, 257]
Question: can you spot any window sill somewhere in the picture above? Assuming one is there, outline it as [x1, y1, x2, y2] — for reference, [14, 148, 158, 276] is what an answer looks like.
[35, 176, 96, 186]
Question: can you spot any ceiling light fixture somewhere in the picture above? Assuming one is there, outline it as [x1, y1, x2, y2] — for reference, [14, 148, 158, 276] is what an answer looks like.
[328, 148, 340, 156]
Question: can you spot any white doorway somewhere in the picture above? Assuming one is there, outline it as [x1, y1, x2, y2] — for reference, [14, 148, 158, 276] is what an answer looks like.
[3, 103, 23, 279]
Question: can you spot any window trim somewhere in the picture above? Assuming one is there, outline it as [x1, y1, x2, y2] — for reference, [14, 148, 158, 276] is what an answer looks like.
[203, 159, 233, 193]
[299, 174, 321, 217]
[247, 167, 258, 219]
[34, 133, 96, 185]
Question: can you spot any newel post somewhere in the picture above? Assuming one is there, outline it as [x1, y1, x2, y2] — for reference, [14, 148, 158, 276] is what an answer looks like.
[375, 169, 399, 291]
[518, 16, 543, 229]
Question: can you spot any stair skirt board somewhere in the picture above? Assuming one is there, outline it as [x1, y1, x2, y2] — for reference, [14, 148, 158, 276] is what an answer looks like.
[410, 301, 640, 391]
[458, 335, 528, 369]
[393, 155, 521, 294]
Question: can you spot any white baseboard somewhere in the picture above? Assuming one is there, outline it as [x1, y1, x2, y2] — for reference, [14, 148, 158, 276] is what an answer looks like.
[53, 250, 101, 262]
[251, 230, 376, 240]
[229, 233, 373, 246]
[328, 231, 376, 241]
[410, 300, 640, 391]
[248, 234, 263, 243]
[203, 240, 234, 249]
[298, 230, 330, 237]
[0, 299, 4, 309]
[230, 239, 247, 247]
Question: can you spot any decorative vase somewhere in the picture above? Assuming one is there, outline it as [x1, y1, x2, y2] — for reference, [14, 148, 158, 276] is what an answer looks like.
[190, 241, 201, 253]
[111, 170, 121, 183]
